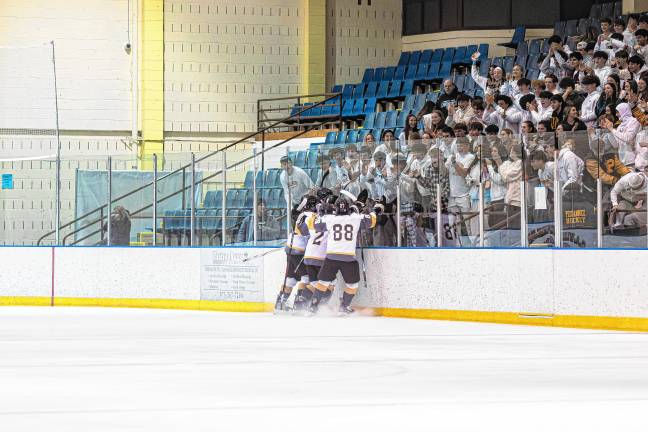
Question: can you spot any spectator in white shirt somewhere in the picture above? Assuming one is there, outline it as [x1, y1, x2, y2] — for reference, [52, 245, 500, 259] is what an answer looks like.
[633, 29, 648, 63]
[610, 171, 648, 227]
[544, 74, 560, 94]
[602, 102, 641, 166]
[513, 78, 533, 110]
[445, 94, 474, 128]
[483, 94, 523, 134]
[528, 91, 554, 125]
[579, 75, 601, 128]
[445, 137, 475, 229]
[502, 64, 525, 98]
[279, 156, 314, 205]
[591, 51, 613, 85]
[557, 139, 585, 193]
[624, 14, 640, 45]
[628, 55, 648, 81]
[541, 35, 568, 78]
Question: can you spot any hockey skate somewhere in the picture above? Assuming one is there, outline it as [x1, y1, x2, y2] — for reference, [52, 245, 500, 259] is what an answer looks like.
[273, 293, 289, 314]
[337, 305, 354, 317]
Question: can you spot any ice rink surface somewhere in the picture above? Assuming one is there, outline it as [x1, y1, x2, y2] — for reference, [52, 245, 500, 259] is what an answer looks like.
[1, 307, 647, 432]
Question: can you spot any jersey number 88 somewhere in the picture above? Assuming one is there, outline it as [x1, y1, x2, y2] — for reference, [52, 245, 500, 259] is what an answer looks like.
[332, 224, 354, 241]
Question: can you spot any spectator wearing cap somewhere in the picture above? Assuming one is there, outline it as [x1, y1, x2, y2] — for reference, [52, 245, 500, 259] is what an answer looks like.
[576, 41, 594, 69]
[279, 156, 314, 205]
[445, 94, 474, 128]
[483, 94, 523, 134]
[633, 29, 648, 63]
[579, 75, 601, 128]
[628, 55, 648, 82]
[602, 102, 641, 166]
[513, 78, 533, 111]
[591, 50, 613, 85]
[541, 35, 568, 78]
[610, 171, 648, 228]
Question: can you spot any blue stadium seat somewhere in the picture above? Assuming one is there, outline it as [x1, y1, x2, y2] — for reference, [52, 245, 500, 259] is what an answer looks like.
[426, 62, 441, 80]
[265, 170, 279, 189]
[499, 25, 526, 49]
[394, 127, 403, 140]
[325, 131, 337, 145]
[420, 49, 433, 65]
[553, 21, 566, 40]
[331, 84, 342, 93]
[376, 81, 390, 99]
[255, 171, 265, 189]
[527, 68, 540, 80]
[453, 46, 467, 66]
[516, 40, 528, 57]
[529, 39, 542, 54]
[415, 63, 429, 81]
[464, 75, 476, 93]
[442, 48, 455, 63]
[372, 129, 383, 141]
[491, 57, 503, 68]
[405, 65, 417, 80]
[346, 129, 358, 144]
[304, 104, 321, 117]
[364, 81, 378, 99]
[400, 79, 414, 97]
[402, 95, 415, 112]
[387, 80, 403, 98]
[398, 51, 410, 66]
[478, 44, 489, 60]
[373, 67, 384, 82]
[396, 110, 410, 128]
[455, 75, 465, 92]
[295, 151, 307, 168]
[384, 110, 398, 129]
[431, 49, 443, 63]
[436, 62, 452, 81]
[540, 38, 550, 54]
[408, 51, 421, 66]
[383, 66, 395, 81]
[225, 190, 237, 208]
[351, 98, 365, 117]
[363, 97, 377, 114]
[203, 190, 223, 208]
[374, 111, 387, 129]
[394, 65, 406, 80]
[341, 100, 354, 117]
[225, 209, 239, 229]
[335, 130, 348, 145]
[426, 92, 439, 104]
[413, 94, 427, 113]
[504, 56, 515, 74]
[526, 53, 540, 70]
[353, 83, 366, 100]
[364, 112, 376, 129]
[362, 68, 374, 83]
[243, 171, 254, 189]
[465, 45, 477, 63]
[479, 58, 491, 77]
[342, 84, 354, 100]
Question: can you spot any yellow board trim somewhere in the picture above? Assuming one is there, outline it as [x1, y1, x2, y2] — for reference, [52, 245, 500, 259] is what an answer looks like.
[2, 297, 647, 332]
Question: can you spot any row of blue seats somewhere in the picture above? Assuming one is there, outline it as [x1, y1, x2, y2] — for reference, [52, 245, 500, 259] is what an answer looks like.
[324, 127, 404, 146]
[393, 44, 489, 73]
[203, 187, 288, 210]
[163, 208, 288, 237]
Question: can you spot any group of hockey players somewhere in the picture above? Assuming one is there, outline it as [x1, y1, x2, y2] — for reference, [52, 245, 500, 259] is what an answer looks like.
[274, 188, 378, 317]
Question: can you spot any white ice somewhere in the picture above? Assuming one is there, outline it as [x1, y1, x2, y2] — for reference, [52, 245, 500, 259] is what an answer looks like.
[1, 307, 647, 432]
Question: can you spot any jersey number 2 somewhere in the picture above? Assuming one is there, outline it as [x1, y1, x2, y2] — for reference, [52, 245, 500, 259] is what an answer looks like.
[332, 224, 354, 241]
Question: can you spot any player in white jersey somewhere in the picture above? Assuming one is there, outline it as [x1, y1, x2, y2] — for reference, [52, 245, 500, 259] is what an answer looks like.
[293, 190, 334, 311]
[309, 195, 377, 316]
[274, 196, 314, 313]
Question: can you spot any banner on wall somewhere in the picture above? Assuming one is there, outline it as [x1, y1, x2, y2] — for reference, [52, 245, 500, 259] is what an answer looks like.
[200, 249, 264, 302]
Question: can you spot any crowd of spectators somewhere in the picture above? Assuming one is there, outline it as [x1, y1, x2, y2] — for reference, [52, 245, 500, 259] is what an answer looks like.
[274, 13, 648, 247]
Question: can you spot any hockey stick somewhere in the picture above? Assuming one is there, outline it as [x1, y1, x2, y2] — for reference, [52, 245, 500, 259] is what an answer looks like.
[242, 245, 285, 262]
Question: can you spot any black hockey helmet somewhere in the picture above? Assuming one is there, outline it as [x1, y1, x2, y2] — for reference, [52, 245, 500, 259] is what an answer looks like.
[335, 197, 351, 215]
[297, 195, 318, 212]
[316, 187, 333, 202]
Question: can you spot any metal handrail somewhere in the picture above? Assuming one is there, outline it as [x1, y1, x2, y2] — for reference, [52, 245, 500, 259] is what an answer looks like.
[37, 93, 341, 245]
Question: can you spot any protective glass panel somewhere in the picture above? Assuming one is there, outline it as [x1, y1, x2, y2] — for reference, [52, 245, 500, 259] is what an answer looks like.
[525, 132, 557, 248]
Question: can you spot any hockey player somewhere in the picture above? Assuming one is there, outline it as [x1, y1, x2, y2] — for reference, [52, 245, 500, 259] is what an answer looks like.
[293, 189, 333, 312]
[274, 195, 314, 313]
[308, 193, 377, 316]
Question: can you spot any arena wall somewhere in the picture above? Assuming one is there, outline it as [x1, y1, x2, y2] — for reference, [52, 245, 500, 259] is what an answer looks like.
[1, 246, 647, 331]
